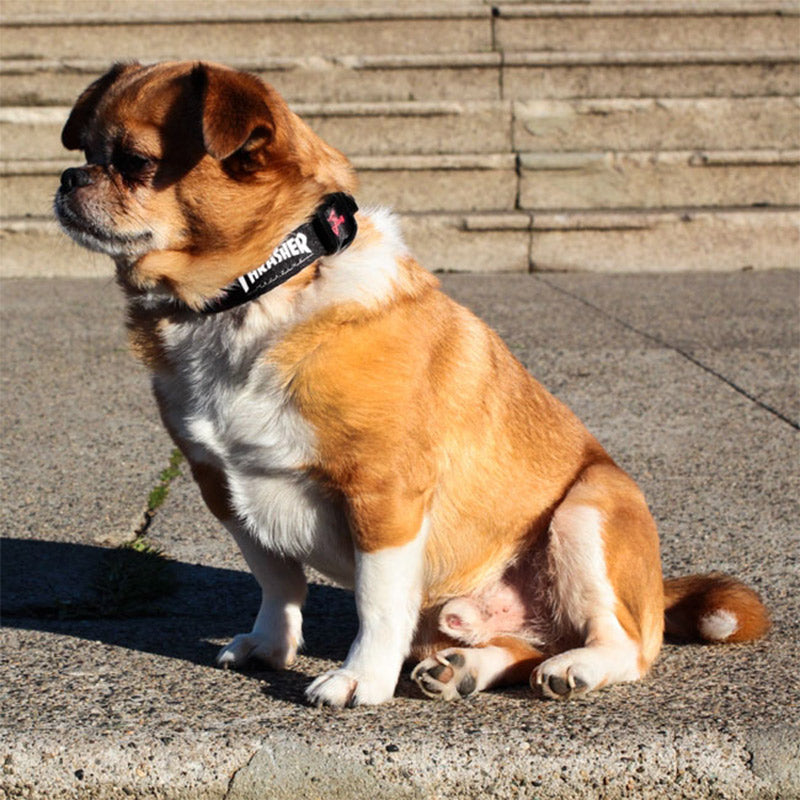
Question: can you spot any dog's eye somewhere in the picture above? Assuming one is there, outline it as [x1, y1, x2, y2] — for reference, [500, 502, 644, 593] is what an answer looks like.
[112, 150, 151, 177]
[84, 148, 106, 166]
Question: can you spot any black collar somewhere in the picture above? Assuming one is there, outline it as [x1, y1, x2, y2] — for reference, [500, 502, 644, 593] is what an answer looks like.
[201, 193, 358, 314]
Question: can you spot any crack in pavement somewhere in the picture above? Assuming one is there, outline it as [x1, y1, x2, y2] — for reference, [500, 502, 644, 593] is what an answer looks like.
[533, 274, 799, 432]
[133, 447, 185, 539]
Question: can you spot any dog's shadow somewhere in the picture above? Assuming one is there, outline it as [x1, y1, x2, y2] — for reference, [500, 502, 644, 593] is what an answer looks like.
[1, 537, 360, 703]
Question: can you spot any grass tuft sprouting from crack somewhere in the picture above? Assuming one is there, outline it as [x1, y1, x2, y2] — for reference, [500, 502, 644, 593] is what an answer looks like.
[86, 447, 186, 616]
[44, 536, 177, 620]
[147, 448, 185, 514]
[42, 449, 185, 620]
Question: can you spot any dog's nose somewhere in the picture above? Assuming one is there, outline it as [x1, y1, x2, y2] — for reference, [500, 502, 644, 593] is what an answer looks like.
[60, 167, 93, 192]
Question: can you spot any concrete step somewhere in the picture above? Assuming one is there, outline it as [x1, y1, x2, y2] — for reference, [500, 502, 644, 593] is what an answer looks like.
[0, 4, 494, 61]
[5, 208, 797, 277]
[501, 49, 800, 101]
[2, 2, 796, 62]
[0, 54, 503, 106]
[527, 207, 800, 271]
[495, 2, 800, 53]
[3, 50, 799, 107]
[6, 151, 799, 219]
[3, 96, 798, 162]
[519, 150, 800, 210]
[513, 96, 800, 153]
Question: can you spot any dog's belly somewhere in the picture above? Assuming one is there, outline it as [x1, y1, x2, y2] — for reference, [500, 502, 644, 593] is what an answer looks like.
[440, 576, 554, 649]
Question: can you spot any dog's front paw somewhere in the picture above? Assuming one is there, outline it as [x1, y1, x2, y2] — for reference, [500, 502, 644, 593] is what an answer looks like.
[305, 669, 358, 707]
[305, 668, 396, 708]
[216, 632, 297, 670]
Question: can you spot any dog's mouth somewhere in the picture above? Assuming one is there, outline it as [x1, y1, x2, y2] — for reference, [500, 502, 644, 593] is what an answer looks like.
[54, 192, 154, 256]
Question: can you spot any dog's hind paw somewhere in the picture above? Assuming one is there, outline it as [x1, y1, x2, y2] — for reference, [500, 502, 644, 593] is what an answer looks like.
[411, 650, 478, 701]
[532, 644, 638, 700]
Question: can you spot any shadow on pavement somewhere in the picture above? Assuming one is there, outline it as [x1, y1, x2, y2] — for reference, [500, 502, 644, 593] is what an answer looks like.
[1, 538, 359, 699]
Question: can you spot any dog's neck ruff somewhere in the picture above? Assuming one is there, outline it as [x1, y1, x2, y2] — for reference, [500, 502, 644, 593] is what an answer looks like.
[201, 193, 358, 314]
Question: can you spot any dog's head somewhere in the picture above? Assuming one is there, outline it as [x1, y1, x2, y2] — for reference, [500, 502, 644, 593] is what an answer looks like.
[55, 61, 356, 306]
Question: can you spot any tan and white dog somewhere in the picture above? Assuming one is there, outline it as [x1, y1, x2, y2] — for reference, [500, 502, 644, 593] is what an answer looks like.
[55, 61, 769, 707]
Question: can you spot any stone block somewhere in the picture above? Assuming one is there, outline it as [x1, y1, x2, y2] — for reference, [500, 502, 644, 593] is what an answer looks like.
[503, 53, 800, 100]
[1, 54, 503, 106]
[2, 15, 492, 61]
[400, 212, 531, 272]
[301, 101, 513, 156]
[495, 5, 800, 53]
[355, 154, 517, 212]
[513, 97, 800, 153]
[519, 150, 800, 210]
[530, 209, 800, 272]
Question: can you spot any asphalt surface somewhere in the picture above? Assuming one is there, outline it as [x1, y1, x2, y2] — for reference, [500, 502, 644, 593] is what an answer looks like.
[1, 271, 798, 799]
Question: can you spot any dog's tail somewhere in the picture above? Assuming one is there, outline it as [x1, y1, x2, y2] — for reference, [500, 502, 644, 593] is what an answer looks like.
[663, 573, 770, 643]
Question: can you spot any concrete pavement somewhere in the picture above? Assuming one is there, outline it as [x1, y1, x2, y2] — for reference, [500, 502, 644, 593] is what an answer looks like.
[1, 270, 798, 799]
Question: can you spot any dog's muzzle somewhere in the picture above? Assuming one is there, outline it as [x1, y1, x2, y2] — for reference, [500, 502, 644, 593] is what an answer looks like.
[59, 167, 93, 193]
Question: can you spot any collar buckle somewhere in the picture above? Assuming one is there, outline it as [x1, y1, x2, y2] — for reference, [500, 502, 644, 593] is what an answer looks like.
[313, 192, 359, 255]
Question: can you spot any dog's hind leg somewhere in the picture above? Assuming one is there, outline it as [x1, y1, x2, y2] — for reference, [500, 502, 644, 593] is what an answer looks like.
[533, 461, 664, 699]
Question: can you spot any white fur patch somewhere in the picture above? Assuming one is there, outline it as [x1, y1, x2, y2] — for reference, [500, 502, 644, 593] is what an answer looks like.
[299, 206, 405, 314]
[147, 209, 424, 702]
[542, 503, 642, 695]
[155, 319, 352, 565]
[699, 609, 738, 641]
[217, 522, 307, 669]
[151, 208, 411, 585]
[306, 516, 431, 706]
[548, 505, 617, 631]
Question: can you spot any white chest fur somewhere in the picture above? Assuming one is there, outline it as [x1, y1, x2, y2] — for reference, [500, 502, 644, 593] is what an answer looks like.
[153, 307, 354, 585]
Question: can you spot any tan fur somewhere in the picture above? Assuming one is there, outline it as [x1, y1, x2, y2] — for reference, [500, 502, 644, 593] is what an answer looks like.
[187, 460, 235, 525]
[273, 275, 602, 580]
[56, 61, 770, 706]
[560, 461, 665, 670]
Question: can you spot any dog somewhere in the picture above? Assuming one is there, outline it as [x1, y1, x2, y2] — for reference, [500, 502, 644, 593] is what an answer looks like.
[54, 61, 770, 707]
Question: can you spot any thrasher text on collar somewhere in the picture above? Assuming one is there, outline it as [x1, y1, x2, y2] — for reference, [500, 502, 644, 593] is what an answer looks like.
[237, 232, 313, 292]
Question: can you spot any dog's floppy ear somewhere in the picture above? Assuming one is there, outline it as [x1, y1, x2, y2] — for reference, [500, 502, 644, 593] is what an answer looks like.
[61, 62, 138, 150]
[192, 63, 275, 163]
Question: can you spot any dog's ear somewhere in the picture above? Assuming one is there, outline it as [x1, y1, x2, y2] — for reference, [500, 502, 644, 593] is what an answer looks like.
[192, 63, 275, 164]
[61, 62, 138, 150]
